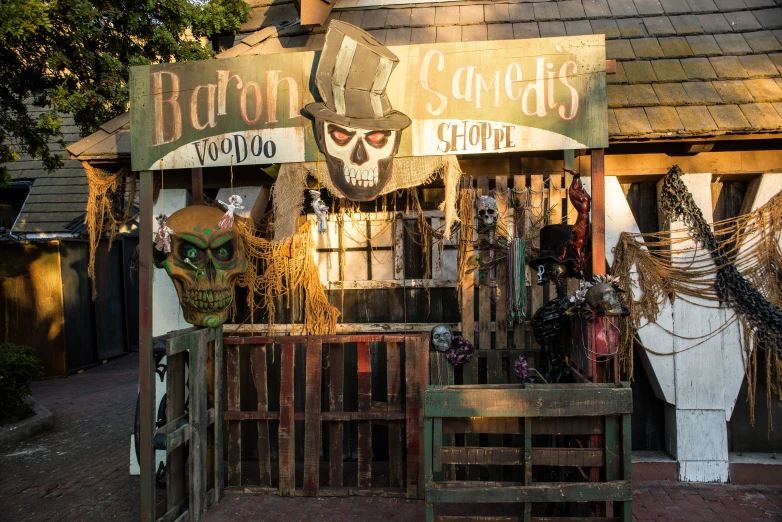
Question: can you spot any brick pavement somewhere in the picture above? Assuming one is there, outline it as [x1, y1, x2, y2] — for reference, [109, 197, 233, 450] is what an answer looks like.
[0, 354, 140, 522]
[2, 353, 781, 522]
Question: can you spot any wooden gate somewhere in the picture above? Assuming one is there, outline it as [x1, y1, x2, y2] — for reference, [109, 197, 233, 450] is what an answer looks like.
[424, 383, 633, 522]
[221, 333, 429, 498]
[153, 326, 224, 522]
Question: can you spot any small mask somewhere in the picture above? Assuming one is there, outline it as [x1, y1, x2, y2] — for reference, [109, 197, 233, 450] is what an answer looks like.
[431, 324, 453, 353]
[476, 195, 498, 227]
[154, 206, 248, 327]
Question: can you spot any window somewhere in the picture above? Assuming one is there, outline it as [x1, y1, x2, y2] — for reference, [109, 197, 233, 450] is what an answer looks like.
[0, 182, 31, 233]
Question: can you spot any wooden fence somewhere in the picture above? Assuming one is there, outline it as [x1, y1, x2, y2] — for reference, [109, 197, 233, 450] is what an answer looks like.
[424, 383, 633, 522]
[221, 334, 430, 498]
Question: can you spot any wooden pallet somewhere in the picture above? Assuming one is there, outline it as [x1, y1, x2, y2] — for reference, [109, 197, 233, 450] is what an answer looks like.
[423, 383, 633, 522]
[221, 334, 429, 499]
[153, 326, 224, 522]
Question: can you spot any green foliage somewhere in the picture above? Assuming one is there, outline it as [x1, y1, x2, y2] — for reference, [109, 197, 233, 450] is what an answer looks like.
[0, 343, 44, 421]
[0, 0, 251, 183]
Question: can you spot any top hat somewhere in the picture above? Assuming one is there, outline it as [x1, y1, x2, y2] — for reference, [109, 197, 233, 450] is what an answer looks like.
[305, 21, 411, 131]
[528, 224, 579, 272]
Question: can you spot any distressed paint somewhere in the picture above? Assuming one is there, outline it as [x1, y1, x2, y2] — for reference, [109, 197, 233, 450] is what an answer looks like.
[130, 35, 607, 170]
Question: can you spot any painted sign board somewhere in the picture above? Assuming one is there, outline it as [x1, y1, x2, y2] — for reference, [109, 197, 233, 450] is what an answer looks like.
[130, 35, 607, 171]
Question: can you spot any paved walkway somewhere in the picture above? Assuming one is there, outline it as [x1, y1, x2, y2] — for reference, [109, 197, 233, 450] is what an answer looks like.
[1, 353, 781, 521]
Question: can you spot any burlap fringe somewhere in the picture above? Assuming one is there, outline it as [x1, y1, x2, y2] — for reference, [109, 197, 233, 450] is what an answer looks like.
[272, 155, 462, 241]
[611, 189, 782, 427]
[233, 218, 339, 335]
[82, 162, 134, 299]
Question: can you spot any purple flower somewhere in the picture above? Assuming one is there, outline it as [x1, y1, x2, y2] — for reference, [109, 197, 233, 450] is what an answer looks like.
[445, 335, 475, 368]
[514, 354, 530, 381]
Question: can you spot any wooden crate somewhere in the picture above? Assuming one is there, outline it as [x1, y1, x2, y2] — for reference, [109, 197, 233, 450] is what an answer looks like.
[423, 383, 633, 522]
[221, 333, 429, 499]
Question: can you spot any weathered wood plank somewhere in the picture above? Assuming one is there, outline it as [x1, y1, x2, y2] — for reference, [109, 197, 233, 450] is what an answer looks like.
[485, 351, 504, 481]
[304, 338, 323, 496]
[165, 351, 186, 510]
[213, 326, 224, 502]
[439, 447, 603, 467]
[387, 342, 404, 488]
[425, 386, 632, 418]
[224, 411, 407, 421]
[429, 352, 455, 482]
[622, 413, 632, 481]
[329, 343, 344, 487]
[426, 481, 631, 504]
[495, 175, 509, 351]
[436, 518, 622, 522]
[189, 331, 208, 520]
[477, 176, 491, 351]
[250, 345, 272, 487]
[223, 333, 431, 344]
[530, 174, 544, 349]
[605, 416, 620, 483]
[425, 417, 433, 487]
[357, 341, 372, 488]
[524, 418, 532, 486]
[512, 174, 526, 351]
[432, 417, 443, 473]
[279, 342, 296, 496]
[226, 344, 242, 488]
[406, 336, 429, 499]
[460, 176, 475, 348]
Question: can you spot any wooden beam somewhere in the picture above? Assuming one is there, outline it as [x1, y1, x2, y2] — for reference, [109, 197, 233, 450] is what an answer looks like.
[139, 170, 155, 522]
[191, 167, 204, 205]
[591, 149, 606, 277]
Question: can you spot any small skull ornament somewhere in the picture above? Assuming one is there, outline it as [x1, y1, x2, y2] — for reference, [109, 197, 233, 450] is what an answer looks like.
[476, 195, 498, 227]
[430, 324, 453, 353]
[585, 275, 630, 317]
[154, 206, 248, 328]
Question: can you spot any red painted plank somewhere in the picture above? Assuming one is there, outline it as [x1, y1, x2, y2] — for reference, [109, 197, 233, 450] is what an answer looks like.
[304, 338, 323, 495]
[250, 345, 272, 487]
[226, 345, 242, 487]
[279, 342, 295, 495]
[329, 344, 344, 487]
[357, 342, 372, 488]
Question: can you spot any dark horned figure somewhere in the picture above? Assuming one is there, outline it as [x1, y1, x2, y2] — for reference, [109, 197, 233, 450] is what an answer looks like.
[559, 169, 591, 277]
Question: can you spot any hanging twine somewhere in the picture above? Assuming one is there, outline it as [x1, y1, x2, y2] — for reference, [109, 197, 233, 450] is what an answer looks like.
[611, 166, 782, 427]
[83, 162, 134, 299]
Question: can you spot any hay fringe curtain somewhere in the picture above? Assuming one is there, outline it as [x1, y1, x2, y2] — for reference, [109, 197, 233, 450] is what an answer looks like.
[82, 162, 134, 299]
[611, 168, 782, 426]
[233, 218, 340, 335]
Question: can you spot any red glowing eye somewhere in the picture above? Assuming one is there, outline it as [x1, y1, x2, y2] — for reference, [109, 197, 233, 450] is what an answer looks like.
[367, 132, 385, 144]
[332, 131, 349, 141]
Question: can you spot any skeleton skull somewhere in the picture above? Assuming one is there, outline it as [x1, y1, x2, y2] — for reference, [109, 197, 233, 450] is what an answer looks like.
[476, 196, 498, 227]
[430, 324, 453, 353]
[154, 206, 247, 327]
[585, 276, 630, 317]
[316, 120, 402, 201]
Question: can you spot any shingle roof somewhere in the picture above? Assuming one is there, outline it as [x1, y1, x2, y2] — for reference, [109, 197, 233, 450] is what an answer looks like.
[237, 0, 782, 140]
[6, 107, 90, 235]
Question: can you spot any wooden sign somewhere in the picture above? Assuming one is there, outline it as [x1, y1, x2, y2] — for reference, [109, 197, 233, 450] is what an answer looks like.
[130, 33, 607, 172]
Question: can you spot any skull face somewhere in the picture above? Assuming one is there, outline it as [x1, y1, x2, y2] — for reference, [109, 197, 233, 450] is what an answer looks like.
[585, 278, 630, 317]
[476, 196, 498, 227]
[430, 325, 453, 353]
[316, 119, 401, 201]
[154, 206, 248, 327]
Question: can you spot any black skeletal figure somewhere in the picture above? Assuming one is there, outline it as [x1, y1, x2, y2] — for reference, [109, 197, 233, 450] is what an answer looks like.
[531, 262, 573, 384]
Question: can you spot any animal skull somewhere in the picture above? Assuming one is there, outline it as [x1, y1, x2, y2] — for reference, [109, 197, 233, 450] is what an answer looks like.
[430, 324, 453, 353]
[476, 195, 498, 227]
[154, 206, 248, 327]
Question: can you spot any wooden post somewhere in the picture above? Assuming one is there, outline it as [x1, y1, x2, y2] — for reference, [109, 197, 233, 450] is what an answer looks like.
[590, 149, 606, 277]
[213, 326, 224, 501]
[192, 167, 204, 205]
[304, 338, 323, 495]
[279, 342, 296, 495]
[139, 170, 155, 522]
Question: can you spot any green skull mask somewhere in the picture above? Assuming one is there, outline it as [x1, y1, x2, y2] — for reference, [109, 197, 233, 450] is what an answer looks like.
[155, 206, 247, 327]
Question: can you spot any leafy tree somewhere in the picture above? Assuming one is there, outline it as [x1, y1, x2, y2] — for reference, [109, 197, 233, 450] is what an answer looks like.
[0, 0, 251, 187]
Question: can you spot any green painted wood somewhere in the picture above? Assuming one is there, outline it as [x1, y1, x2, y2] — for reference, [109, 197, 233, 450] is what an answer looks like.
[524, 418, 532, 486]
[622, 414, 632, 481]
[426, 504, 435, 522]
[485, 351, 504, 482]
[433, 418, 443, 473]
[430, 352, 455, 482]
[425, 418, 434, 486]
[213, 326, 224, 502]
[425, 480, 631, 504]
[424, 386, 632, 418]
[167, 327, 214, 356]
[226, 344, 242, 487]
[605, 416, 620, 483]
[130, 36, 608, 171]
[165, 351, 186, 511]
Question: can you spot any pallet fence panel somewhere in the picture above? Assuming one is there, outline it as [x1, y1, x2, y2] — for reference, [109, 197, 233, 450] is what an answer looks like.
[387, 342, 404, 487]
[279, 342, 296, 496]
[189, 331, 208, 520]
[165, 350, 186, 511]
[429, 352, 455, 482]
[304, 338, 323, 495]
[357, 341, 372, 487]
[250, 345, 272, 487]
[213, 328, 224, 502]
[406, 335, 429, 499]
[328, 343, 344, 487]
[495, 175, 509, 351]
[529, 174, 544, 349]
[226, 344, 242, 487]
